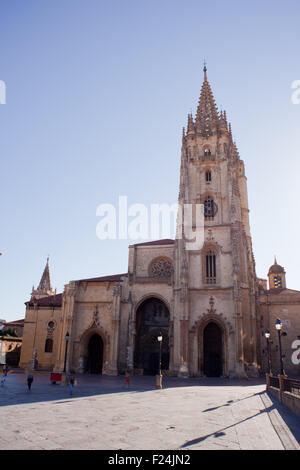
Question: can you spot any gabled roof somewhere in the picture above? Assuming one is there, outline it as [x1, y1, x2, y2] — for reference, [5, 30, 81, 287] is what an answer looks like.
[78, 273, 128, 283]
[132, 239, 175, 247]
[5, 319, 24, 326]
[265, 288, 300, 295]
[26, 293, 63, 307]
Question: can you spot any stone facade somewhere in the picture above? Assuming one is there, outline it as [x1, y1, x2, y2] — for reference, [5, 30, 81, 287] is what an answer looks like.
[258, 263, 300, 377]
[19, 67, 300, 378]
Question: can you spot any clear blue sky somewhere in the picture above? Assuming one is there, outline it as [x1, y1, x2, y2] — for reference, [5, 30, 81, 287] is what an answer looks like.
[1, 0, 299, 321]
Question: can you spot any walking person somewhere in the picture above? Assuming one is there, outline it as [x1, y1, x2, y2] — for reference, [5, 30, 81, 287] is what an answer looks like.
[69, 374, 75, 395]
[3, 364, 7, 377]
[27, 371, 34, 391]
[123, 370, 130, 388]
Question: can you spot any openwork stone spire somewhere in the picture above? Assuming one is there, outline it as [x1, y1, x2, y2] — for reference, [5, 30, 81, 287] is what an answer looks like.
[38, 257, 52, 292]
[31, 257, 55, 299]
[195, 65, 220, 137]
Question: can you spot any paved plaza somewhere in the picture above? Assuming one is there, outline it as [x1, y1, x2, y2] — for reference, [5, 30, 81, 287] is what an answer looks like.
[1, 371, 300, 450]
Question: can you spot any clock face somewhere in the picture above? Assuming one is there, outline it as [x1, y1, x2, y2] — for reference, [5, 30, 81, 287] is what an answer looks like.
[274, 276, 282, 288]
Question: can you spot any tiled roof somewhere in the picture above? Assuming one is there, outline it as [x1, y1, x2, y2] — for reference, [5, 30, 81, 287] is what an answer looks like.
[132, 239, 175, 247]
[78, 273, 128, 283]
[5, 319, 24, 325]
[26, 293, 63, 307]
[264, 288, 300, 295]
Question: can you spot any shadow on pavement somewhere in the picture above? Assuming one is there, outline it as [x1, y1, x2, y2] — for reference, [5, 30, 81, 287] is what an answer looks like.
[0, 372, 266, 407]
[181, 390, 300, 450]
[181, 405, 276, 448]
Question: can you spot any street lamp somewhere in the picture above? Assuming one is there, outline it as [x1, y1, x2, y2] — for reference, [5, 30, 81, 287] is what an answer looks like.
[264, 329, 272, 375]
[156, 332, 163, 389]
[275, 319, 287, 376]
[63, 331, 70, 373]
[158, 333, 163, 376]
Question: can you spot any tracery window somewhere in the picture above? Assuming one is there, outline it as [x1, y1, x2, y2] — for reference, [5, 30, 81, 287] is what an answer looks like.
[205, 250, 217, 284]
[149, 258, 173, 278]
[204, 196, 217, 220]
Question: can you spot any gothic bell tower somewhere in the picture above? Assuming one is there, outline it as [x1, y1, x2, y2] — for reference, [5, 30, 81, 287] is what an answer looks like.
[173, 65, 259, 378]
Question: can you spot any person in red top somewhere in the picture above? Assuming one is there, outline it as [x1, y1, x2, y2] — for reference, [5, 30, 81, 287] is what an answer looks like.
[123, 370, 130, 388]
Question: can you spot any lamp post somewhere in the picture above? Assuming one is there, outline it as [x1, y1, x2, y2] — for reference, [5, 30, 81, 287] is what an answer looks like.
[264, 329, 272, 375]
[63, 331, 70, 373]
[275, 319, 286, 376]
[156, 332, 163, 389]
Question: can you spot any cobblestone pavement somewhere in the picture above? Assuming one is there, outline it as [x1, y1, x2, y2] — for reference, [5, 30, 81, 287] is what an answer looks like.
[1, 371, 300, 450]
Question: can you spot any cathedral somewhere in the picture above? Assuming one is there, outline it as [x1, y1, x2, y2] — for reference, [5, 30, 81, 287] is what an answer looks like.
[20, 67, 300, 378]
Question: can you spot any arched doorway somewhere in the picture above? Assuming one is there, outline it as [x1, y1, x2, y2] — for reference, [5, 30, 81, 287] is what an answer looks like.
[203, 322, 223, 377]
[134, 297, 170, 375]
[87, 334, 104, 374]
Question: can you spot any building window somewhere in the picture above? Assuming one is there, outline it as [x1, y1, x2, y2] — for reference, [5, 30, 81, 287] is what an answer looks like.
[205, 250, 216, 284]
[205, 170, 212, 183]
[149, 258, 173, 279]
[274, 276, 282, 288]
[204, 196, 217, 219]
[44, 338, 53, 353]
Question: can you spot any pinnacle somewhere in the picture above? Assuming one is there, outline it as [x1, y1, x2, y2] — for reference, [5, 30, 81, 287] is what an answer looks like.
[37, 257, 52, 294]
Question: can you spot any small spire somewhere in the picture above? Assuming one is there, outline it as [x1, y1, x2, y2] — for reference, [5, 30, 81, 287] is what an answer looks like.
[274, 256, 277, 265]
[203, 60, 207, 81]
[37, 257, 53, 294]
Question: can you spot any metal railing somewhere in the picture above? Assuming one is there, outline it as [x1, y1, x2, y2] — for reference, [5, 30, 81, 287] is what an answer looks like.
[283, 378, 300, 397]
[269, 375, 280, 389]
[268, 375, 300, 397]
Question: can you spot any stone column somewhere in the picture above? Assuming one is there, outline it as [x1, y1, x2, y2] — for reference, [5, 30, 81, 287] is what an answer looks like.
[54, 282, 76, 373]
[232, 299, 247, 378]
[178, 319, 189, 377]
[108, 283, 121, 375]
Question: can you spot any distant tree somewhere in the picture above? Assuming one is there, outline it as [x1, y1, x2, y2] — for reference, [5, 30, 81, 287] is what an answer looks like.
[0, 329, 17, 337]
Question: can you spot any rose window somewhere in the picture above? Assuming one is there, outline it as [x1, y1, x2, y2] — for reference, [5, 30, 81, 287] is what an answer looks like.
[150, 258, 173, 278]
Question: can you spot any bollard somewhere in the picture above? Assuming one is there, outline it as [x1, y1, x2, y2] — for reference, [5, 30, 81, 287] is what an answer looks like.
[155, 374, 162, 389]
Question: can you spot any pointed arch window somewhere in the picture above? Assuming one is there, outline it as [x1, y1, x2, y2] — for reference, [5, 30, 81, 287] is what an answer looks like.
[204, 195, 217, 220]
[205, 170, 212, 183]
[44, 338, 53, 353]
[205, 250, 217, 284]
